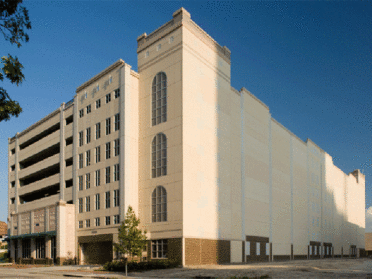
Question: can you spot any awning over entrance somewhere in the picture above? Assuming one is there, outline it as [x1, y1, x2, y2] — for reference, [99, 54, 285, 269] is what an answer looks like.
[7, 231, 56, 240]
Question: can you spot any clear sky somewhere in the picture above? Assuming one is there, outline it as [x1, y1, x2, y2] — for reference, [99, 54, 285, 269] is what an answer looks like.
[0, 1, 371, 230]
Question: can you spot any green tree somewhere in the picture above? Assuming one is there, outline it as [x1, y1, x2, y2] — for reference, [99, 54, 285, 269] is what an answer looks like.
[0, 0, 31, 122]
[114, 206, 147, 276]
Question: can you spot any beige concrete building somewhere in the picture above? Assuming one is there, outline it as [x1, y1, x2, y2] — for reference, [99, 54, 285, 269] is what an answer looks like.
[7, 8, 365, 265]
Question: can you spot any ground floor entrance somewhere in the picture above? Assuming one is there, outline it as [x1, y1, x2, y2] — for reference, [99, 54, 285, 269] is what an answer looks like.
[78, 234, 113, 265]
[80, 241, 113, 264]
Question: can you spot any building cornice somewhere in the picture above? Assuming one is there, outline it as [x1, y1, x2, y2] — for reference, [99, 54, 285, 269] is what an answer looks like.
[137, 7, 231, 64]
[76, 59, 126, 93]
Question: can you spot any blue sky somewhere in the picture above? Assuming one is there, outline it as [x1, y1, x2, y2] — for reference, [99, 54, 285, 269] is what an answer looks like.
[0, 1, 370, 230]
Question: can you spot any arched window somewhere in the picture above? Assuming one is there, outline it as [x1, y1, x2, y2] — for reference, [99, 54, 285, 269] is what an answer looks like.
[152, 186, 167, 222]
[152, 72, 167, 126]
[152, 133, 167, 178]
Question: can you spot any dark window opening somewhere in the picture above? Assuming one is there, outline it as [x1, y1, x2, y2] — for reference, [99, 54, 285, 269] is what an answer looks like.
[11, 181, 15, 188]
[20, 163, 59, 186]
[65, 115, 73, 125]
[19, 183, 59, 203]
[19, 123, 60, 150]
[65, 157, 73, 167]
[11, 165, 15, 171]
[65, 179, 73, 188]
[11, 148, 15, 155]
[65, 137, 73, 146]
[19, 144, 60, 170]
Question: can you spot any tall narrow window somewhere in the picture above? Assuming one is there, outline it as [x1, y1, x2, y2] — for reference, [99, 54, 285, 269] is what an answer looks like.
[79, 109, 84, 118]
[115, 113, 120, 131]
[22, 239, 31, 258]
[106, 142, 111, 159]
[95, 146, 101, 163]
[106, 118, 111, 135]
[95, 193, 100, 210]
[114, 89, 120, 99]
[86, 196, 90, 212]
[79, 198, 83, 213]
[106, 216, 111, 225]
[79, 153, 83, 169]
[152, 186, 167, 222]
[95, 217, 100, 226]
[86, 219, 90, 228]
[86, 127, 91, 143]
[152, 133, 167, 178]
[85, 173, 90, 189]
[96, 99, 101, 109]
[79, 176, 83, 191]
[114, 164, 120, 181]
[114, 189, 120, 207]
[95, 170, 100, 186]
[86, 150, 91, 166]
[96, 122, 101, 139]
[79, 131, 83, 146]
[114, 215, 120, 224]
[106, 166, 110, 184]
[105, 191, 111, 208]
[35, 238, 45, 259]
[114, 139, 120, 156]
[86, 105, 91, 114]
[152, 72, 167, 126]
[106, 93, 111, 103]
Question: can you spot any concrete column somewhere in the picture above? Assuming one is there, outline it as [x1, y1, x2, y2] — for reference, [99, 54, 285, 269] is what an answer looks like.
[10, 240, 15, 260]
[45, 236, 51, 259]
[72, 95, 79, 261]
[17, 239, 22, 260]
[17, 214, 21, 235]
[240, 91, 246, 263]
[59, 103, 66, 201]
[30, 211, 34, 234]
[14, 133, 19, 213]
[7, 139, 11, 230]
[120, 63, 139, 221]
[119, 65, 126, 222]
[31, 238, 36, 259]
[45, 207, 50, 232]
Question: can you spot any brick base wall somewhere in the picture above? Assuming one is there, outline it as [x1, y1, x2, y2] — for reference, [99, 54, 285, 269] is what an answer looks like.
[185, 238, 230, 265]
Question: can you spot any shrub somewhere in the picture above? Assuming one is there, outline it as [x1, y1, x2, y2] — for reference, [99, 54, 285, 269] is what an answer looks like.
[0, 252, 9, 263]
[103, 259, 179, 272]
[62, 251, 76, 265]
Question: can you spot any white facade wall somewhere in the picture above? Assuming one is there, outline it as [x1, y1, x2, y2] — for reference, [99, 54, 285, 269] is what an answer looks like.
[7, 7, 365, 265]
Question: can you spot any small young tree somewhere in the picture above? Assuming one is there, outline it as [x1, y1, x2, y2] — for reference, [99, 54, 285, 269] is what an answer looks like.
[114, 206, 147, 276]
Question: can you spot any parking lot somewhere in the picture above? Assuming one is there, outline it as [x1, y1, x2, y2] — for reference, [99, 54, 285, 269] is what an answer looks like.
[1, 258, 372, 278]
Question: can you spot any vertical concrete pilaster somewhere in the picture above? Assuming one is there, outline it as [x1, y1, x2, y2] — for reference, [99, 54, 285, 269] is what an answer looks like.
[14, 133, 19, 213]
[30, 211, 34, 234]
[17, 239, 22, 260]
[240, 92, 246, 262]
[60, 103, 66, 201]
[45, 236, 51, 259]
[7, 138, 11, 230]
[72, 95, 79, 260]
[31, 238, 36, 259]
[290, 136, 294, 260]
[45, 207, 50, 232]
[268, 116, 273, 262]
[119, 65, 125, 222]
[17, 214, 21, 235]
[10, 239, 15, 260]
